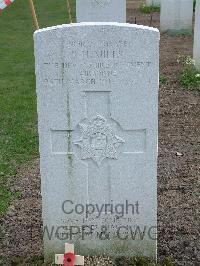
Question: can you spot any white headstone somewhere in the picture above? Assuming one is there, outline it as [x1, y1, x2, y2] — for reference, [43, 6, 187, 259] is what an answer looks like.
[146, 0, 160, 6]
[34, 22, 159, 262]
[160, 0, 193, 34]
[194, 0, 200, 70]
[76, 0, 126, 22]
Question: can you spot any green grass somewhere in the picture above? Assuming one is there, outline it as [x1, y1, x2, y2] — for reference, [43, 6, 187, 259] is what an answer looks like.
[178, 56, 200, 91]
[160, 75, 169, 85]
[0, 0, 76, 214]
[0, 187, 13, 213]
[139, 4, 160, 14]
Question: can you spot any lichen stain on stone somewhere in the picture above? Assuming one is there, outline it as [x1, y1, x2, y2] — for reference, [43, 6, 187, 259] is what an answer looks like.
[66, 99, 73, 179]
[67, 132, 74, 178]
[60, 37, 73, 178]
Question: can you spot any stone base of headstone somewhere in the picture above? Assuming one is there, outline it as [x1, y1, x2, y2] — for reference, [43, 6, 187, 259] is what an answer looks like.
[160, 0, 193, 35]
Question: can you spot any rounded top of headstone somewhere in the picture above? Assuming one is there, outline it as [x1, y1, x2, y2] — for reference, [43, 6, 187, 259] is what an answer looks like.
[34, 22, 160, 38]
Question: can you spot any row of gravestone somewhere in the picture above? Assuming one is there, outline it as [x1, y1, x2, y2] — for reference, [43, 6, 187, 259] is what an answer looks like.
[148, 0, 200, 70]
[193, 0, 200, 70]
[77, 0, 199, 70]
[33, 0, 197, 263]
[146, 0, 194, 35]
[148, 0, 199, 70]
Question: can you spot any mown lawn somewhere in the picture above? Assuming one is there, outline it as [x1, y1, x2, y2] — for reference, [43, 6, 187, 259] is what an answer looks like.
[0, 0, 76, 213]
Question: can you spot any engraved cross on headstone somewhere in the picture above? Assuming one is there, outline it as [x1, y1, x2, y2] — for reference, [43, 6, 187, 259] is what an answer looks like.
[51, 91, 146, 204]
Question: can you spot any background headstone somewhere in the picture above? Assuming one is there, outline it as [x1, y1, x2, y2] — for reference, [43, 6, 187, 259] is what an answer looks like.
[146, 0, 160, 6]
[76, 0, 126, 22]
[160, 0, 193, 34]
[34, 22, 159, 262]
[194, 0, 200, 70]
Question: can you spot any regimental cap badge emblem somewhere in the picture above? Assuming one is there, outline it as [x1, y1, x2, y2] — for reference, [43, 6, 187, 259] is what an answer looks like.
[75, 115, 125, 166]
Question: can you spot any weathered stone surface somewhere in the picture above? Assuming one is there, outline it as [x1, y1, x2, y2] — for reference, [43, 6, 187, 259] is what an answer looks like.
[160, 0, 193, 35]
[146, 0, 160, 6]
[34, 22, 159, 262]
[194, 0, 200, 70]
[76, 0, 126, 22]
